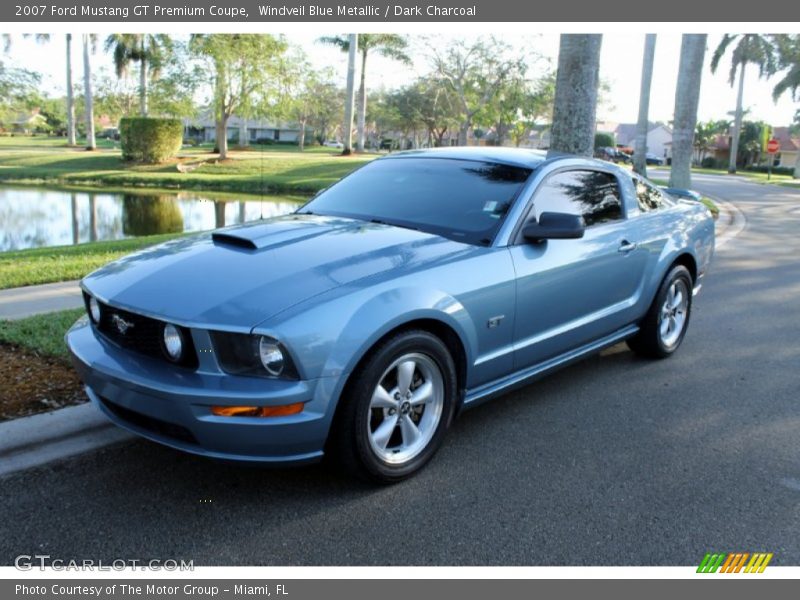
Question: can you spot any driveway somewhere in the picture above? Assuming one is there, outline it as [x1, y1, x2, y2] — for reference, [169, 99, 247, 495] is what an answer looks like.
[1, 173, 798, 566]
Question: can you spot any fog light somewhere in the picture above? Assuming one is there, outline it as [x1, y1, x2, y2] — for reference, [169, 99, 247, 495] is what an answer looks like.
[258, 337, 285, 376]
[211, 403, 304, 418]
[162, 323, 184, 361]
[88, 297, 101, 323]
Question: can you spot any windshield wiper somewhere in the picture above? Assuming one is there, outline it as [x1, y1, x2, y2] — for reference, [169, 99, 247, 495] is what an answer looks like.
[370, 218, 420, 232]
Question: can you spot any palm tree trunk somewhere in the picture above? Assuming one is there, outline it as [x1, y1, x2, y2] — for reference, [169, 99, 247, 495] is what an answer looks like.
[728, 61, 746, 174]
[342, 34, 358, 155]
[66, 34, 76, 146]
[794, 151, 800, 179]
[669, 34, 707, 190]
[298, 118, 307, 150]
[356, 49, 367, 152]
[550, 34, 603, 156]
[633, 34, 656, 176]
[139, 36, 148, 116]
[82, 34, 96, 150]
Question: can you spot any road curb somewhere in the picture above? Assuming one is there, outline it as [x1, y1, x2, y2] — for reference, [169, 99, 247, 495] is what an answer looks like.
[708, 195, 747, 250]
[0, 401, 133, 478]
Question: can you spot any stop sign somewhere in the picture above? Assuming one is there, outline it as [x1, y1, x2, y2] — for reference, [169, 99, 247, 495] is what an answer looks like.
[767, 138, 780, 153]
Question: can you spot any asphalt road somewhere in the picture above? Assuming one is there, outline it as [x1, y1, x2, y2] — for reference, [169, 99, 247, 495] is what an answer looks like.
[1, 174, 799, 566]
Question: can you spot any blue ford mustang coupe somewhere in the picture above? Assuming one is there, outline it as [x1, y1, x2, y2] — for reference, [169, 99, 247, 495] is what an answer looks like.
[67, 148, 715, 482]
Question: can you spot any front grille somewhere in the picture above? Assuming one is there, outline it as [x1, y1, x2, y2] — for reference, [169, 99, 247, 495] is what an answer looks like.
[99, 395, 197, 445]
[86, 294, 198, 369]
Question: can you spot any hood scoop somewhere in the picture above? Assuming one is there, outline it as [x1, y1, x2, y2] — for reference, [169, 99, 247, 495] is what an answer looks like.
[212, 232, 257, 250]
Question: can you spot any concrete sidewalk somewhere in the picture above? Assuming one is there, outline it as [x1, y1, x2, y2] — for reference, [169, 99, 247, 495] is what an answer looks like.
[0, 280, 82, 320]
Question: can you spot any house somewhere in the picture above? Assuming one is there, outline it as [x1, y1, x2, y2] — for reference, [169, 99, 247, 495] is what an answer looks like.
[768, 127, 800, 169]
[3, 109, 48, 134]
[610, 122, 672, 158]
[182, 112, 304, 144]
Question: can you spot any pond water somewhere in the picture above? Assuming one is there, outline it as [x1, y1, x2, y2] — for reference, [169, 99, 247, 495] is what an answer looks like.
[0, 186, 307, 251]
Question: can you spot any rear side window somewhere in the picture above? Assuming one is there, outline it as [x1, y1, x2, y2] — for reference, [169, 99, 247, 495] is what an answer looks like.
[533, 170, 623, 226]
[634, 179, 668, 212]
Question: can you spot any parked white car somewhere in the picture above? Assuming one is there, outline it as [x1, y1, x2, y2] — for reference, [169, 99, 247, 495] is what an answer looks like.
[323, 140, 344, 149]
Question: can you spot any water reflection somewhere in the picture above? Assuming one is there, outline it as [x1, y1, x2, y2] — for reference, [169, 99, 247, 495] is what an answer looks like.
[122, 195, 183, 236]
[0, 186, 305, 251]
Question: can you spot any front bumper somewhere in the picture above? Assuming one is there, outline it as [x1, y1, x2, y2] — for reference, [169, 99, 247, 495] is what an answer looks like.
[66, 318, 339, 465]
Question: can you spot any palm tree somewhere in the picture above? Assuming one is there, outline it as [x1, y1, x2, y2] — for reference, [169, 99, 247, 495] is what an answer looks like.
[82, 34, 97, 150]
[550, 34, 603, 156]
[633, 34, 657, 176]
[711, 34, 777, 173]
[320, 34, 411, 152]
[770, 34, 800, 178]
[670, 34, 707, 190]
[65, 34, 76, 145]
[104, 34, 172, 116]
[342, 34, 358, 155]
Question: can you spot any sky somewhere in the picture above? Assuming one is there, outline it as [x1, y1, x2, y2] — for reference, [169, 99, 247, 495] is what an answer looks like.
[4, 32, 798, 128]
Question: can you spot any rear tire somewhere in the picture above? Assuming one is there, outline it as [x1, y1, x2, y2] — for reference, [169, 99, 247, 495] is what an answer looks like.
[627, 265, 693, 359]
[331, 330, 457, 484]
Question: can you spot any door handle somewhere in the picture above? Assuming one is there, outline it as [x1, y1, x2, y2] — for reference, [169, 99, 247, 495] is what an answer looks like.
[618, 241, 638, 253]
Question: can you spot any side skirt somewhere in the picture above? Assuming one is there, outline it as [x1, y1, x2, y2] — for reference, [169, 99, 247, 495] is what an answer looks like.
[461, 324, 639, 410]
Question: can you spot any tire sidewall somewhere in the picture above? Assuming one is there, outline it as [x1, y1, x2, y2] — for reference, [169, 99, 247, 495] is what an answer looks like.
[352, 331, 457, 482]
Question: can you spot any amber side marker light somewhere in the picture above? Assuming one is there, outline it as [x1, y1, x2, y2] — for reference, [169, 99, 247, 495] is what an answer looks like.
[211, 403, 304, 418]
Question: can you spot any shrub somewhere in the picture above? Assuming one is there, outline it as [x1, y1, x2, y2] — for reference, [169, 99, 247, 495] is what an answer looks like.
[700, 156, 717, 169]
[120, 117, 183, 163]
[594, 132, 615, 150]
[744, 164, 796, 176]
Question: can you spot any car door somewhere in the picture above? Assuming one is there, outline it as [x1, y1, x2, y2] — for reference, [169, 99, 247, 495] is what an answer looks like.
[508, 167, 649, 369]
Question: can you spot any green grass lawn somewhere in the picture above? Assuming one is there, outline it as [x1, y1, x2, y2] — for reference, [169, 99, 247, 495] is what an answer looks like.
[0, 136, 374, 194]
[0, 307, 84, 360]
[0, 233, 187, 289]
[655, 165, 800, 189]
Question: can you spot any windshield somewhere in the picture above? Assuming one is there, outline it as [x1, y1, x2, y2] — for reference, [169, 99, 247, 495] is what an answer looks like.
[299, 157, 533, 245]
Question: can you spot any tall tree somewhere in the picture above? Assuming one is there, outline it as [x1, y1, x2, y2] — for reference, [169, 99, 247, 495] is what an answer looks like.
[550, 34, 602, 156]
[82, 34, 97, 150]
[341, 34, 358, 155]
[320, 34, 411, 152]
[66, 34, 76, 145]
[710, 34, 776, 173]
[633, 34, 657, 176]
[771, 34, 800, 178]
[430, 37, 525, 146]
[190, 34, 287, 160]
[670, 34, 707, 189]
[104, 34, 173, 116]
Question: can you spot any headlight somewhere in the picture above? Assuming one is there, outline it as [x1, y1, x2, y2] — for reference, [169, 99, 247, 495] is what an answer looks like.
[162, 323, 184, 362]
[258, 337, 285, 376]
[210, 332, 298, 379]
[88, 296, 101, 324]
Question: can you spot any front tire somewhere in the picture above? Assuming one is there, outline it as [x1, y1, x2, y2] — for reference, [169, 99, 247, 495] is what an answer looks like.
[627, 264, 693, 359]
[331, 330, 457, 483]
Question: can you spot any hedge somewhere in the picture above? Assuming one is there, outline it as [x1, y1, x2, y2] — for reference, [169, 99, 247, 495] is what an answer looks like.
[744, 164, 797, 177]
[120, 117, 183, 163]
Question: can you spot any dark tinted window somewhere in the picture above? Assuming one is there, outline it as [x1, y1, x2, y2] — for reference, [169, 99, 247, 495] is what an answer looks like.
[634, 178, 667, 212]
[534, 170, 623, 226]
[300, 158, 532, 245]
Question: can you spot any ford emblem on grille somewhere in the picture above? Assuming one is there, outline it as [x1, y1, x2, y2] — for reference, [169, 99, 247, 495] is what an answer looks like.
[111, 314, 134, 335]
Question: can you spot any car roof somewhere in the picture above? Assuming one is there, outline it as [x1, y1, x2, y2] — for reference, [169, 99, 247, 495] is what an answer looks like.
[385, 146, 550, 170]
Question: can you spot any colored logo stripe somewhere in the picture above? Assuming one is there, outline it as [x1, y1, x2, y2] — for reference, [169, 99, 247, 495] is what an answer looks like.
[697, 552, 773, 573]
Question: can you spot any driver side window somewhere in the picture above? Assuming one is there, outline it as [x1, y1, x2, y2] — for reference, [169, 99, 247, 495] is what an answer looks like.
[534, 169, 623, 227]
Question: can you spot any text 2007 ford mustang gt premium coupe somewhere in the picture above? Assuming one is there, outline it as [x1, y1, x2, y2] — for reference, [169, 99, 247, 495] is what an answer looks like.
[67, 148, 714, 482]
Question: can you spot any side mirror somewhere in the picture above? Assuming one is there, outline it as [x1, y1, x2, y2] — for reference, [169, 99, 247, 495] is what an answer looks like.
[522, 212, 585, 242]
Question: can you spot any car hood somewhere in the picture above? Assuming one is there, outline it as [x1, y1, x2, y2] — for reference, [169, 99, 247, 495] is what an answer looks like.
[82, 214, 468, 330]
